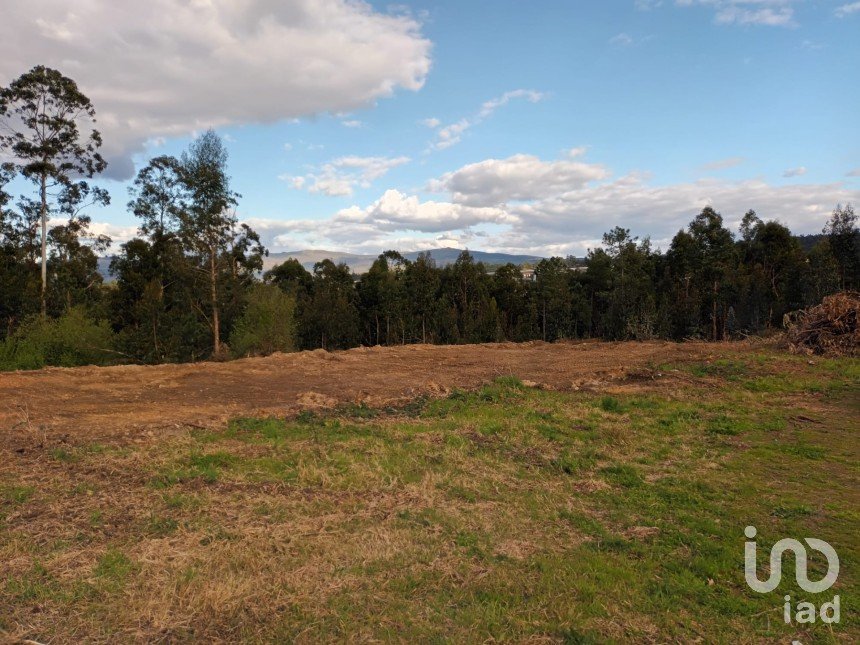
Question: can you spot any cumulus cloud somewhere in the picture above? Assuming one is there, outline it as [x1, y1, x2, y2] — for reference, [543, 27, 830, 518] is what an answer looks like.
[249, 152, 859, 257]
[428, 150, 609, 207]
[253, 189, 512, 250]
[425, 89, 546, 151]
[835, 2, 860, 18]
[283, 155, 411, 197]
[0, 0, 431, 179]
[783, 166, 807, 178]
[675, 0, 798, 27]
[47, 218, 139, 249]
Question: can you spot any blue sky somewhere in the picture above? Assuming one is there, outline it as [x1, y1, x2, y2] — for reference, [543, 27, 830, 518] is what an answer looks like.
[2, 0, 858, 256]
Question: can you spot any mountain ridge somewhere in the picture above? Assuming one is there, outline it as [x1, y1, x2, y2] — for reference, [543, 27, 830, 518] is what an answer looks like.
[98, 247, 547, 278]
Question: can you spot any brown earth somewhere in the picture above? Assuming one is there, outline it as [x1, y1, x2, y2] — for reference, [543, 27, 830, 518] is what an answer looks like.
[0, 340, 750, 445]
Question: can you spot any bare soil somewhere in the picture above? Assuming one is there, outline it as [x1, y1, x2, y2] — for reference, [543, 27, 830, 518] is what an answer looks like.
[0, 340, 746, 444]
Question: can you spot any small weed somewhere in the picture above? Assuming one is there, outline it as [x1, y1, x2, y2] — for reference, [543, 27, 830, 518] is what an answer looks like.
[49, 447, 77, 462]
[771, 503, 814, 519]
[146, 514, 179, 537]
[599, 396, 623, 413]
[1, 484, 35, 504]
[599, 464, 643, 488]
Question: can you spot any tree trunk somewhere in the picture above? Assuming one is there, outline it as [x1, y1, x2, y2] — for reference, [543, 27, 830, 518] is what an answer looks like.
[39, 173, 48, 317]
[209, 248, 220, 355]
[542, 301, 547, 342]
[712, 281, 718, 341]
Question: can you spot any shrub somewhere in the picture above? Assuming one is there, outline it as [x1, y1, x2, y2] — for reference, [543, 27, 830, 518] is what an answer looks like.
[230, 284, 297, 358]
[0, 306, 117, 371]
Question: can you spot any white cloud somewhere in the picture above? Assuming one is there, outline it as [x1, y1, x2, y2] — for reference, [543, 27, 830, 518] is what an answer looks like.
[676, 1, 798, 27]
[428, 151, 609, 207]
[420, 117, 441, 128]
[284, 155, 410, 197]
[253, 153, 859, 256]
[783, 166, 807, 178]
[477, 90, 545, 119]
[835, 2, 860, 18]
[609, 33, 635, 46]
[847, 168, 860, 178]
[609, 32, 655, 47]
[341, 120, 364, 128]
[46, 218, 138, 248]
[258, 188, 512, 250]
[425, 89, 546, 151]
[636, 0, 664, 10]
[0, 0, 431, 179]
[699, 156, 746, 171]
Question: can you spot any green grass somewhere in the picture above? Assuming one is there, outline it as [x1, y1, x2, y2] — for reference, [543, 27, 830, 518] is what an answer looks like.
[0, 351, 857, 642]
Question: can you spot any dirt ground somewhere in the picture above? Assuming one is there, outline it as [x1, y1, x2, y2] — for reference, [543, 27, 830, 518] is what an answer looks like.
[0, 340, 750, 446]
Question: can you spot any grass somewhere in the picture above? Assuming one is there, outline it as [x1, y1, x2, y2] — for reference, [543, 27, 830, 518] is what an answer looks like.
[0, 350, 857, 642]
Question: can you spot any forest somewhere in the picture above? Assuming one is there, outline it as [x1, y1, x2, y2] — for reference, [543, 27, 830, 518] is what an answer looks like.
[1, 66, 859, 370]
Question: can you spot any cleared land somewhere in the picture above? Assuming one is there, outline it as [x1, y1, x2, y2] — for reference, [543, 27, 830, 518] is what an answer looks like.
[0, 340, 730, 444]
[0, 341, 858, 643]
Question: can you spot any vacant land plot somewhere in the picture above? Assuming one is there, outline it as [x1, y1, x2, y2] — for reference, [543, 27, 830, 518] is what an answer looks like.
[0, 343, 858, 642]
[0, 340, 734, 442]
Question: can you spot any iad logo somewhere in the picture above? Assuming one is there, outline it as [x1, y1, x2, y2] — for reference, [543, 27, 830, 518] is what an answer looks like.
[744, 525, 841, 625]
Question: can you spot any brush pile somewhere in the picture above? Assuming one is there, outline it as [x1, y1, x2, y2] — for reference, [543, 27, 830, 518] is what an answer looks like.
[784, 292, 860, 356]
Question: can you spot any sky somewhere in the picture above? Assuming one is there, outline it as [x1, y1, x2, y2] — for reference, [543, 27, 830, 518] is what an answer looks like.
[1, 0, 858, 257]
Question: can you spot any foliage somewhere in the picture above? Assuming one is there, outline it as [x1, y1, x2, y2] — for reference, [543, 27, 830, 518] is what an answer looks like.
[229, 284, 297, 357]
[0, 306, 116, 370]
[0, 65, 109, 315]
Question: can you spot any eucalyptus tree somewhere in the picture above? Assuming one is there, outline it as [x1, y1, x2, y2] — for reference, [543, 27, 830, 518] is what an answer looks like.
[0, 66, 108, 315]
[823, 204, 859, 290]
[176, 130, 265, 355]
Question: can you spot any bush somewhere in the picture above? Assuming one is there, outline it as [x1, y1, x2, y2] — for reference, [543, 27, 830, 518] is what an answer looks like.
[0, 307, 117, 371]
[230, 284, 297, 358]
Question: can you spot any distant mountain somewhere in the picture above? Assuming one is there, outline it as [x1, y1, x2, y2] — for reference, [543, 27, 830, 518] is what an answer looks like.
[97, 248, 547, 281]
[265, 248, 546, 274]
[98, 256, 115, 281]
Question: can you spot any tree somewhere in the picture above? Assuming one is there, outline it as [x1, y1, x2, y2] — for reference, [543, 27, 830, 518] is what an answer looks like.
[266, 258, 313, 298]
[229, 284, 296, 357]
[359, 251, 409, 345]
[688, 207, 736, 340]
[491, 263, 534, 341]
[534, 257, 573, 341]
[176, 130, 265, 355]
[303, 260, 360, 350]
[127, 155, 183, 237]
[0, 66, 108, 315]
[737, 214, 805, 330]
[404, 252, 441, 343]
[823, 204, 859, 290]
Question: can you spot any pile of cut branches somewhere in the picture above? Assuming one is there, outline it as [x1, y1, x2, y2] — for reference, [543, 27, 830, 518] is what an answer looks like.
[784, 291, 860, 356]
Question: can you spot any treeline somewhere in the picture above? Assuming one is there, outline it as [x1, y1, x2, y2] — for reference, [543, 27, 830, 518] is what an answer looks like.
[1, 66, 859, 369]
[271, 204, 858, 351]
